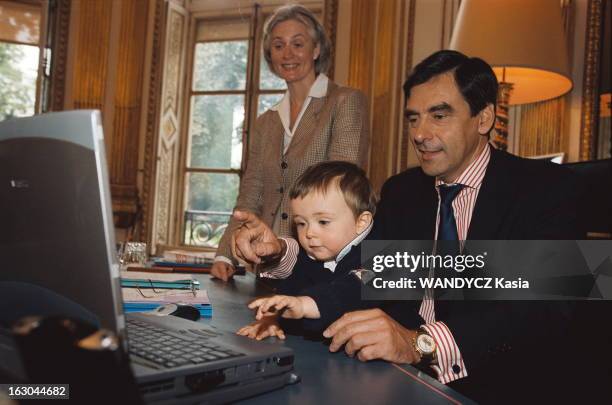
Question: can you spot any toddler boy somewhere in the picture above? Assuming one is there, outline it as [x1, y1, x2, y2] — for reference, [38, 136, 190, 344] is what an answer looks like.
[237, 161, 377, 340]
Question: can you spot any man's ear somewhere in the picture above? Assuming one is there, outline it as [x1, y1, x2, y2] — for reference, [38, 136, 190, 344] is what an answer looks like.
[477, 103, 496, 135]
[355, 211, 373, 234]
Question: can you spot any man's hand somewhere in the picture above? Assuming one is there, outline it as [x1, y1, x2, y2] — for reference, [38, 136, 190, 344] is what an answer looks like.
[248, 295, 320, 320]
[231, 211, 285, 265]
[323, 308, 420, 363]
[236, 315, 285, 341]
[210, 261, 236, 282]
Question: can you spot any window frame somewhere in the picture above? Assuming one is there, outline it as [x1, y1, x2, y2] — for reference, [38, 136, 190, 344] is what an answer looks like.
[176, 5, 322, 249]
[177, 8, 267, 249]
[0, 0, 50, 118]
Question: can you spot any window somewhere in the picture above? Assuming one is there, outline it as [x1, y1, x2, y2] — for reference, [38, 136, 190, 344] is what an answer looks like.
[181, 10, 291, 248]
[0, 1, 47, 121]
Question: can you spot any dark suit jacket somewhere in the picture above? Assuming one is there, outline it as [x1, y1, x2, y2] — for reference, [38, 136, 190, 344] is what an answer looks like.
[372, 147, 601, 403]
[374, 147, 581, 241]
[277, 243, 374, 335]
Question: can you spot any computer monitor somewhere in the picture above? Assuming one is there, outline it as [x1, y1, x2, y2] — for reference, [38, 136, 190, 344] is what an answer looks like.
[0, 110, 124, 335]
[0, 112, 296, 403]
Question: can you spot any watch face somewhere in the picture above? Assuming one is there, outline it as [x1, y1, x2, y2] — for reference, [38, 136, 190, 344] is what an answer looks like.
[417, 334, 436, 354]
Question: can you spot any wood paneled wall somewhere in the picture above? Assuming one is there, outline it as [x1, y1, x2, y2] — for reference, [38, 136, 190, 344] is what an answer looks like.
[66, 0, 112, 113]
[347, 0, 410, 192]
[345, 0, 459, 191]
[347, 0, 376, 101]
[111, 0, 149, 215]
[370, 0, 407, 190]
[63, 0, 151, 233]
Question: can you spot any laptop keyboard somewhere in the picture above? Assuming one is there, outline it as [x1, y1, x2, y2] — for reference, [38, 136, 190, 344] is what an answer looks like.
[127, 319, 244, 368]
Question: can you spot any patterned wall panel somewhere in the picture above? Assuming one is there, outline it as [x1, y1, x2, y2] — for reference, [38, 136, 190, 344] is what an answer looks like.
[399, 0, 416, 171]
[151, 1, 187, 249]
[48, 0, 71, 112]
[323, 0, 338, 80]
[580, 0, 604, 160]
[141, 0, 164, 244]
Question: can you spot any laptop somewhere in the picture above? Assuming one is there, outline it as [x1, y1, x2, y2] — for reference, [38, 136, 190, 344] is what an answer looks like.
[0, 110, 295, 403]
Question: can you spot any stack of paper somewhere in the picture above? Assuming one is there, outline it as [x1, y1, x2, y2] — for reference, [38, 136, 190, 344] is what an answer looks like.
[120, 271, 200, 289]
[120, 271, 212, 317]
[154, 249, 215, 268]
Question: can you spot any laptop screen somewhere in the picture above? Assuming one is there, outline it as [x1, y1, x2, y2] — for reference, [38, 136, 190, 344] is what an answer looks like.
[0, 110, 124, 337]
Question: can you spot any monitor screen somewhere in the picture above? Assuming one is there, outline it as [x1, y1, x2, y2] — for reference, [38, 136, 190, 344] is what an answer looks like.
[0, 111, 123, 335]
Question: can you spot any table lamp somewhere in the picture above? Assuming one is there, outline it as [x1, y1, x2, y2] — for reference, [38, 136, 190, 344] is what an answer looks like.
[449, 0, 573, 150]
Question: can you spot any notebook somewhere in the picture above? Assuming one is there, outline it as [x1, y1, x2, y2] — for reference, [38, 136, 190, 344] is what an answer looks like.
[0, 110, 294, 403]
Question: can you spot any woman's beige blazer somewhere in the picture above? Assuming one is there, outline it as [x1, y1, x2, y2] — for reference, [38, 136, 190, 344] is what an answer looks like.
[216, 80, 370, 261]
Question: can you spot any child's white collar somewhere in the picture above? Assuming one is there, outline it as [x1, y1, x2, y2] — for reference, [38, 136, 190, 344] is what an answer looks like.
[323, 221, 373, 273]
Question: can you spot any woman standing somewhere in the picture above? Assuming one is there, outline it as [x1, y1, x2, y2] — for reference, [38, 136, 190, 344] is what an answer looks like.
[212, 4, 370, 281]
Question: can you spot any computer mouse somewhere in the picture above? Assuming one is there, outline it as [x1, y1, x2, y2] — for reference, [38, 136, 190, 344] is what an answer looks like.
[151, 303, 201, 321]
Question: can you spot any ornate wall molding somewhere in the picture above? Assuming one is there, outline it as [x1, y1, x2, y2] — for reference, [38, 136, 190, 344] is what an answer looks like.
[48, 0, 71, 111]
[579, 0, 604, 161]
[399, 0, 415, 171]
[323, 0, 338, 80]
[150, 1, 188, 251]
[141, 0, 164, 244]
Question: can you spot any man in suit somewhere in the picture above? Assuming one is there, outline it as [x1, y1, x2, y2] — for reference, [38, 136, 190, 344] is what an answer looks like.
[233, 50, 597, 403]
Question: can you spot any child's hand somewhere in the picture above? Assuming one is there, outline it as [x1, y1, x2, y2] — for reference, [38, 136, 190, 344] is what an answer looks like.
[236, 315, 286, 341]
[248, 295, 306, 320]
[249, 295, 321, 320]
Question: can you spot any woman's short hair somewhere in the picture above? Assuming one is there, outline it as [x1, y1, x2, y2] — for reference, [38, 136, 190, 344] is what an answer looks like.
[262, 4, 332, 76]
[290, 161, 378, 217]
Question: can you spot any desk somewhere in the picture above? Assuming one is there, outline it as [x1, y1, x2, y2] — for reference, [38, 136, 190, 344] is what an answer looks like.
[194, 273, 474, 405]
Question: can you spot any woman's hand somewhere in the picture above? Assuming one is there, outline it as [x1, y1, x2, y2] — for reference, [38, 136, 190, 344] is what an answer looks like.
[210, 261, 236, 282]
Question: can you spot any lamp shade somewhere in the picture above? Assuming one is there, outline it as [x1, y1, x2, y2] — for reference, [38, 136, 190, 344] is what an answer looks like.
[449, 0, 573, 105]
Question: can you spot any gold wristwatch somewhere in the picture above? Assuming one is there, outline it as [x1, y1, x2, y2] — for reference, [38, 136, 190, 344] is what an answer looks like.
[413, 327, 437, 365]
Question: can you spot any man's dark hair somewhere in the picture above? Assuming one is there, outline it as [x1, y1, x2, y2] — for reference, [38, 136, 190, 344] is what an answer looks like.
[290, 161, 377, 217]
[403, 50, 498, 117]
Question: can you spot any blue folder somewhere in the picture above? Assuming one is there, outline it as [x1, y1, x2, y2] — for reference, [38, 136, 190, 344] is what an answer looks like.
[123, 303, 212, 317]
